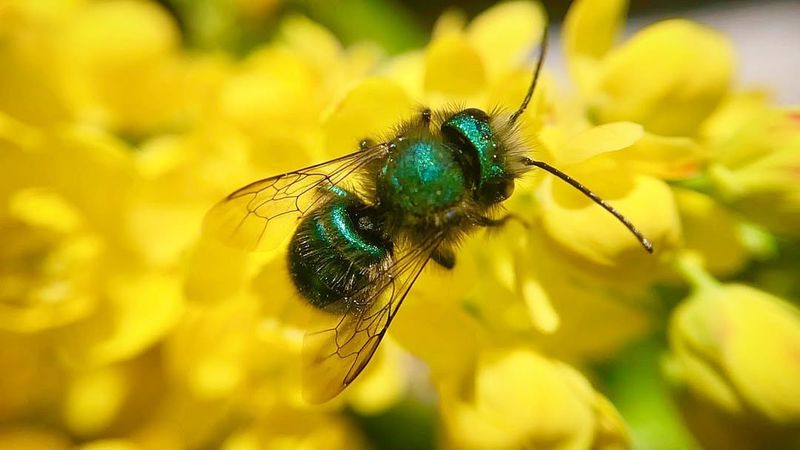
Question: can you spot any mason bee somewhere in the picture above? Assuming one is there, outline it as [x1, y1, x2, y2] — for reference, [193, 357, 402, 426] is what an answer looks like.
[204, 25, 652, 403]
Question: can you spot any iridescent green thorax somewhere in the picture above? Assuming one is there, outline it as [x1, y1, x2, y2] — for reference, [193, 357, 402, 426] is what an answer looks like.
[442, 108, 514, 204]
[289, 190, 390, 309]
[378, 138, 466, 219]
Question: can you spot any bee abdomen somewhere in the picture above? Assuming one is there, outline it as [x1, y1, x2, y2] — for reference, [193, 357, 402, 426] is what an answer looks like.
[288, 195, 391, 311]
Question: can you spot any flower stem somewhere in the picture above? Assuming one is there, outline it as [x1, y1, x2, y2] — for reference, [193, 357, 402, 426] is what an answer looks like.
[674, 252, 720, 293]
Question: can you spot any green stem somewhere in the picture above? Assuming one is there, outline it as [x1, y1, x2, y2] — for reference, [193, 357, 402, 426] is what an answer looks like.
[674, 252, 720, 293]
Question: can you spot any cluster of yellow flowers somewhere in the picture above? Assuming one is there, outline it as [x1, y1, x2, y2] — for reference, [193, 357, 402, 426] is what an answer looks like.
[1, 0, 798, 448]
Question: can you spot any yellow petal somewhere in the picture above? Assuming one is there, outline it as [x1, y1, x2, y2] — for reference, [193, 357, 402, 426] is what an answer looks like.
[485, 68, 553, 130]
[711, 108, 799, 171]
[77, 441, 140, 450]
[0, 209, 101, 332]
[323, 78, 417, 155]
[0, 426, 70, 450]
[165, 295, 262, 400]
[432, 8, 466, 39]
[466, 0, 546, 80]
[723, 286, 800, 423]
[668, 283, 800, 443]
[538, 173, 681, 284]
[521, 276, 560, 334]
[57, 274, 184, 366]
[595, 19, 734, 136]
[8, 188, 83, 235]
[64, 367, 127, 436]
[556, 121, 644, 165]
[390, 265, 482, 380]
[563, 0, 628, 93]
[440, 349, 620, 449]
[219, 47, 318, 137]
[279, 15, 342, 73]
[55, 0, 183, 131]
[322, 77, 414, 156]
[424, 34, 486, 100]
[674, 188, 749, 277]
[184, 237, 253, 304]
[347, 338, 408, 415]
[557, 124, 705, 179]
[699, 90, 771, 147]
[708, 108, 800, 235]
[221, 413, 369, 450]
[668, 292, 743, 414]
[0, 333, 61, 420]
[0, 26, 70, 127]
[516, 241, 651, 361]
[593, 393, 632, 449]
[614, 132, 705, 179]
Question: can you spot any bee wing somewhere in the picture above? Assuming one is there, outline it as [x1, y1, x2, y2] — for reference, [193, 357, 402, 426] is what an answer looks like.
[204, 144, 390, 252]
[301, 233, 445, 403]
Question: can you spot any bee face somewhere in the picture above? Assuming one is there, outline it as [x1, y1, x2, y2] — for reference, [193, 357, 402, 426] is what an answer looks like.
[441, 108, 517, 205]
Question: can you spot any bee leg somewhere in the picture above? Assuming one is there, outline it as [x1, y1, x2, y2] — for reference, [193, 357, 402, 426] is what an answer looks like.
[432, 247, 456, 270]
[359, 138, 376, 150]
[477, 214, 530, 229]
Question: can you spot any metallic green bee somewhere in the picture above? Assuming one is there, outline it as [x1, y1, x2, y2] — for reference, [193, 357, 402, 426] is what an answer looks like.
[204, 26, 652, 403]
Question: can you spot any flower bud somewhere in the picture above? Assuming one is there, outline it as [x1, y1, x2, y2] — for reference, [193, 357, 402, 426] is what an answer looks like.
[666, 282, 800, 449]
[439, 348, 630, 449]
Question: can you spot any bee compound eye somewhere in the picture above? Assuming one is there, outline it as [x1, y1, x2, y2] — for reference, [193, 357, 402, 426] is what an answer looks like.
[482, 179, 514, 203]
[502, 181, 515, 200]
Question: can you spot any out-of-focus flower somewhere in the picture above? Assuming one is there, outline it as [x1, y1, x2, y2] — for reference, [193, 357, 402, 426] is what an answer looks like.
[53, 0, 186, 134]
[438, 348, 629, 450]
[673, 188, 752, 278]
[706, 106, 800, 236]
[666, 256, 800, 450]
[1, 0, 799, 448]
[527, 129, 685, 285]
[0, 426, 71, 450]
[526, 0, 739, 287]
[564, 0, 733, 137]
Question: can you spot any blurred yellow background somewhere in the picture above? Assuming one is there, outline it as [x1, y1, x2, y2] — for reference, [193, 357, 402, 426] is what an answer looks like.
[0, 0, 798, 449]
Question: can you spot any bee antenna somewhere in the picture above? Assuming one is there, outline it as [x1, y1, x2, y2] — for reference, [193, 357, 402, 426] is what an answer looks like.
[521, 157, 654, 253]
[508, 20, 549, 126]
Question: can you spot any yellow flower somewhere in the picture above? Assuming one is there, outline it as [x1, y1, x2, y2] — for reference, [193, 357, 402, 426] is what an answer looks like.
[565, 0, 734, 137]
[77, 440, 140, 450]
[0, 331, 62, 422]
[0, 426, 70, 450]
[53, 0, 185, 134]
[666, 258, 800, 449]
[439, 348, 629, 450]
[673, 188, 752, 277]
[527, 0, 744, 285]
[0, 186, 100, 331]
[706, 106, 800, 236]
[0, 119, 132, 333]
[2, 0, 798, 447]
[529, 160, 682, 285]
[529, 0, 753, 286]
[220, 412, 370, 450]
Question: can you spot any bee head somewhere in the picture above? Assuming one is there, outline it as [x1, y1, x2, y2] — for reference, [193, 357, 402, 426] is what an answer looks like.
[441, 108, 515, 205]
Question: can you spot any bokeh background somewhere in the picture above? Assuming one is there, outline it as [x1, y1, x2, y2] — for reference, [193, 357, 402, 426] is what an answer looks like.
[1, 0, 799, 449]
[159, 0, 800, 102]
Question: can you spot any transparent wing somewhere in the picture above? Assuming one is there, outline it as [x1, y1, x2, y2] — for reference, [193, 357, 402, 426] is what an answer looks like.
[203, 144, 390, 252]
[301, 232, 445, 403]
